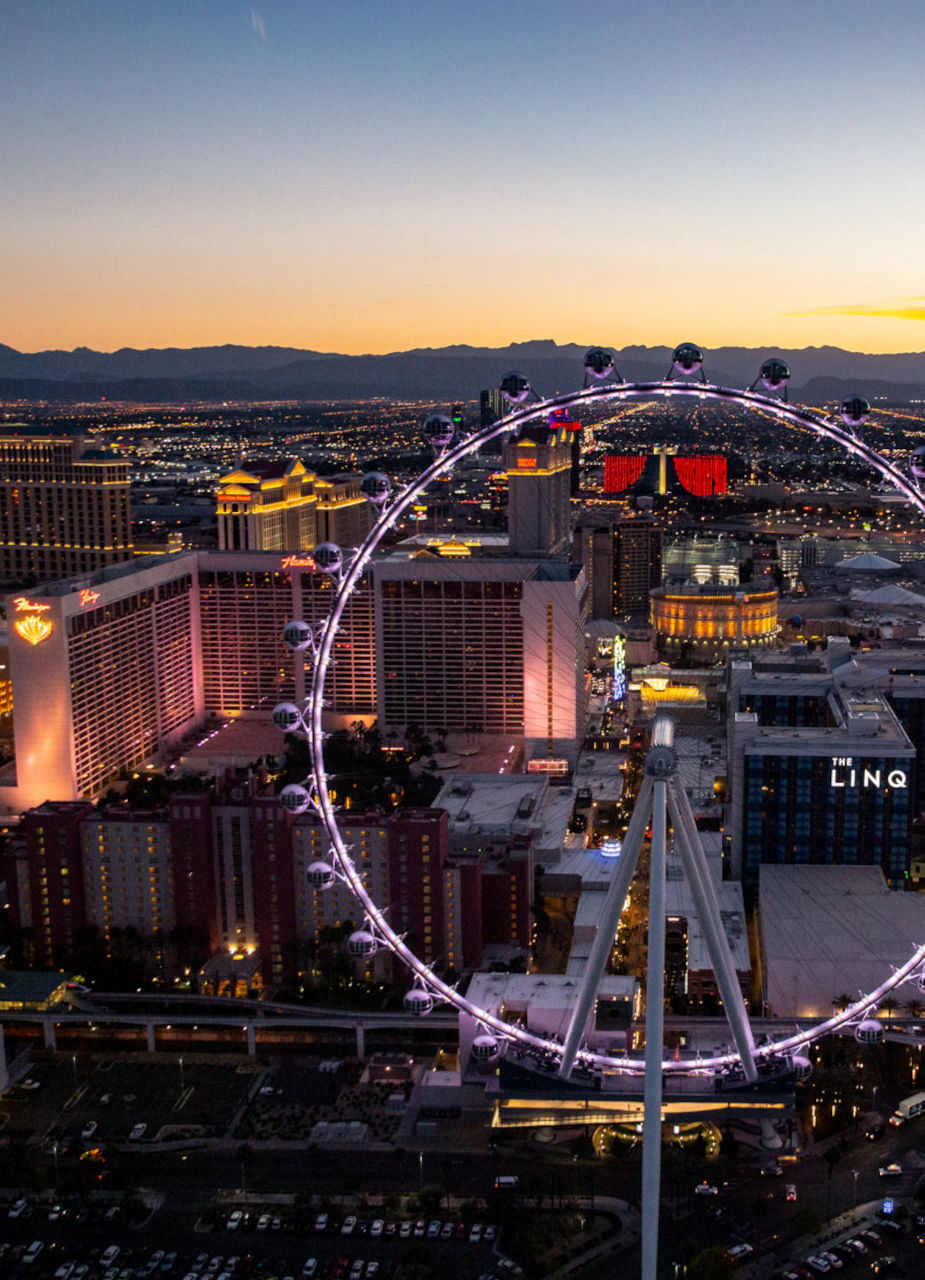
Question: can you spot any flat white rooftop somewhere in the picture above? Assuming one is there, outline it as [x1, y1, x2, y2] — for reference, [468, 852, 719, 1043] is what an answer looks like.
[759, 864, 925, 1019]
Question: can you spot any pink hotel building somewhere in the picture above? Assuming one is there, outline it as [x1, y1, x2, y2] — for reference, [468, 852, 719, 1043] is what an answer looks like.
[3, 550, 376, 812]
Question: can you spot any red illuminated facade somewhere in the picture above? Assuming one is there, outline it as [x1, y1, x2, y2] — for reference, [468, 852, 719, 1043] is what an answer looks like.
[603, 452, 727, 496]
[673, 455, 727, 496]
[604, 455, 647, 493]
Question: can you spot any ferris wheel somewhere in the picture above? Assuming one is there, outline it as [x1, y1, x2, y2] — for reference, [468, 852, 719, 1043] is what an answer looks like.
[273, 344, 925, 1083]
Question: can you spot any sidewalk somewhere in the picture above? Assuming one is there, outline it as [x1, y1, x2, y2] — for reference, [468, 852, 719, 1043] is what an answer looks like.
[547, 1196, 640, 1278]
[752, 1200, 906, 1279]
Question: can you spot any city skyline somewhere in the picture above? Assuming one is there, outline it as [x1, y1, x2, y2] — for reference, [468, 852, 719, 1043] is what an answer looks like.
[4, 1, 925, 355]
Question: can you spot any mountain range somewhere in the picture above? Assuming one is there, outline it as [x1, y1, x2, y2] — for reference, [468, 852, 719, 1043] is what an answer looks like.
[1, 339, 925, 404]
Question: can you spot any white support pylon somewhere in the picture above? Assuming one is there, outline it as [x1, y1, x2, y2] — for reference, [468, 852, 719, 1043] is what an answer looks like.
[667, 779, 758, 1082]
[641, 770, 668, 1280]
[557, 773, 656, 1079]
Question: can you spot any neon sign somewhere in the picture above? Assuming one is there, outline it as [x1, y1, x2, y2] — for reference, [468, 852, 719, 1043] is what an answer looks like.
[14, 615, 53, 645]
[13, 596, 50, 613]
[79, 588, 101, 607]
[281, 554, 316, 569]
[612, 636, 626, 701]
[516, 457, 537, 468]
[830, 757, 907, 791]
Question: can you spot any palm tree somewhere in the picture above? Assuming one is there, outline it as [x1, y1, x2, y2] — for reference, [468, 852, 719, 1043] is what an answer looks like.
[882, 996, 899, 1020]
[833, 994, 852, 1014]
[822, 1145, 841, 1221]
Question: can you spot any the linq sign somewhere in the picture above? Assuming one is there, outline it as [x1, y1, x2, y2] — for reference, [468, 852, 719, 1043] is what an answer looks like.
[829, 756, 908, 791]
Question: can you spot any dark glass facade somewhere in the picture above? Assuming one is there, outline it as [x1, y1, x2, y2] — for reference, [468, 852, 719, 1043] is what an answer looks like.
[741, 750, 912, 890]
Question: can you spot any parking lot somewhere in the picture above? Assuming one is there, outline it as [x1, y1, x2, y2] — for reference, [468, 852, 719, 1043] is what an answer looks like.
[0, 1198, 511, 1280]
[1, 1055, 258, 1149]
[0, 1053, 418, 1153]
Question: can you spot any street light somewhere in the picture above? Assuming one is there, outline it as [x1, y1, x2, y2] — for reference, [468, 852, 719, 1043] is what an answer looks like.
[179, 1056, 185, 1091]
[851, 1168, 859, 1206]
[418, 1150, 424, 1190]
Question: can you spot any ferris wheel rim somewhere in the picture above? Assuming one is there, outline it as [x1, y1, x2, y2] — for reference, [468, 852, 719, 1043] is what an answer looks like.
[300, 372, 925, 1077]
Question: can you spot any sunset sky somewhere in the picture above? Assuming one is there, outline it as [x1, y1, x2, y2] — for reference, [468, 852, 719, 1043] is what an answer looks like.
[4, 0, 925, 355]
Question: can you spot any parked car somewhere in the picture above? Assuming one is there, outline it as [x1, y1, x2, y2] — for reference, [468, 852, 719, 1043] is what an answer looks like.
[727, 1245, 755, 1264]
[878, 1164, 902, 1177]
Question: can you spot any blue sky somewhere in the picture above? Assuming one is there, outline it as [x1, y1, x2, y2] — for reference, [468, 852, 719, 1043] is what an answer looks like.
[3, 1, 925, 353]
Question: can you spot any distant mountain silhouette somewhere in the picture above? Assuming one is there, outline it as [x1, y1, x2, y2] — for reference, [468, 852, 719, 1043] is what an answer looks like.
[0, 339, 923, 403]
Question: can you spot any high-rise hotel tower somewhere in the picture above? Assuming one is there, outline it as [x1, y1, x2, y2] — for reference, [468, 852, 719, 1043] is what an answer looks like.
[0, 427, 131, 585]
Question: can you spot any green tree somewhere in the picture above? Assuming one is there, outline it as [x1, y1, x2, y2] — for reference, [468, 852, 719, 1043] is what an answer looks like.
[719, 1128, 738, 1159]
[822, 1145, 842, 1221]
[417, 1184, 444, 1215]
[791, 1205, 824, 1237]
[688, 1245, 735, 1280]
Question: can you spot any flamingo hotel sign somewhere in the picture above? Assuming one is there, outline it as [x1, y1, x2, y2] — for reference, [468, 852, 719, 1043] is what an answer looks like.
[12, 596, 53, 646]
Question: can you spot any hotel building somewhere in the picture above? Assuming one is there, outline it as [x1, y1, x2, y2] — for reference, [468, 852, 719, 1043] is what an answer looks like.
[373, 419, 588, 763]
[6, 416, 585, 805]
[216, 460, 318, 551]
[727, 646, 916, 890]
[4, 550, 375, 811]
[314, 473, 375, 548]
[216, 463, 373, 554]
[0, 428, 132, 586]
[374, 552, 586, 761]
[650, 584, 779, 663]
[576, 516, 663, 621]
[5, 788, 473, 987]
